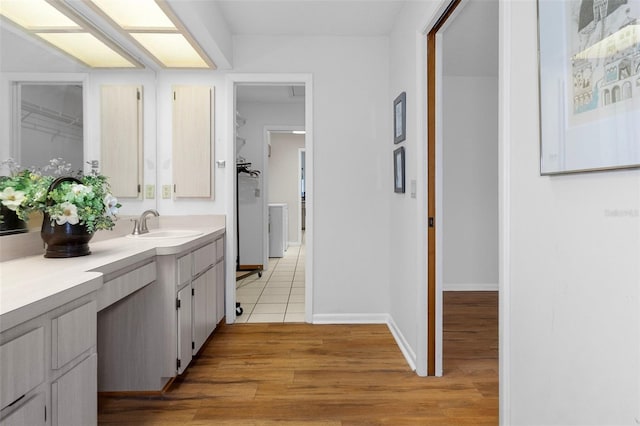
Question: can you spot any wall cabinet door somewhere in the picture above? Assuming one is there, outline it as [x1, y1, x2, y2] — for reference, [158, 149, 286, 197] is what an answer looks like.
[100, 85, 143, 198]
[172, 85, 213, 198]
[176, 285, 192, 374]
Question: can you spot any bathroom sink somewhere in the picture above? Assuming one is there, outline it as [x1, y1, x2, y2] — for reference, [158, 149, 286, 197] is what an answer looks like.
[126, 230, 203, 239]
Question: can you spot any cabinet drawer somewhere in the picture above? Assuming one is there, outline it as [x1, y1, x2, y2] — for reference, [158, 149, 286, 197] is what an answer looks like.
[178, 253, 192, 286]
[98, 261, 156, 310]
[52, 353, 97, 426]
[193, 243, 215, 276]
[216, 237, 224, 263]
[52, 301, 96, 370]
[0, 327, 45, 410]
[0, 392, 45, 426]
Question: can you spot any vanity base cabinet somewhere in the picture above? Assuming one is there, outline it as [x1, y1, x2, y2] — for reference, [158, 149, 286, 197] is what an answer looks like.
[0, 295, 97, 426]
[159, 234, 226, 379]
[97, 259, 176, 392]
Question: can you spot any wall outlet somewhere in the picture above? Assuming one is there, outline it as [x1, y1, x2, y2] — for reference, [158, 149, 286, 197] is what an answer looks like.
[162, 185, 172, 199]
[145, 184, 155, 199]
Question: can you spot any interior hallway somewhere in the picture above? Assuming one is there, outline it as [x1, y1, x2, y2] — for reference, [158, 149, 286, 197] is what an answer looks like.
[235, 233, 305, 323]
[97, 291, 498, 424]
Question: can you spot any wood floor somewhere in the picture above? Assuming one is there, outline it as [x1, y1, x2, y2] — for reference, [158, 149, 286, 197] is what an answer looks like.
[98, 291, 498, 425]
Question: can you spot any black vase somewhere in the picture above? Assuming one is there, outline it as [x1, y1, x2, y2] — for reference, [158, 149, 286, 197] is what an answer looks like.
[41, 212, 93, 258]
[40, 176, 93, 258]
[0, 204, 28, 236]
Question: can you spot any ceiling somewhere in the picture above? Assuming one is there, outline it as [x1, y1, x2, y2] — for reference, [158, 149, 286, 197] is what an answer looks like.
[215, 0, 405, 36]
[1, 0, 497, 78]
[237, 85, 306, 104]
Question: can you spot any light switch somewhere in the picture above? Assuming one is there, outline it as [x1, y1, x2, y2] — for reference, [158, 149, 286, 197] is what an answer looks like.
[162, 185, 172, 199]
[410, 180, 417, 198]
[145, 185, 155, 199]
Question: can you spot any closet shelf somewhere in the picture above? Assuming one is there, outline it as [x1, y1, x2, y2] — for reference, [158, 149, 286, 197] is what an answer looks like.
[21, 100, 83, 128]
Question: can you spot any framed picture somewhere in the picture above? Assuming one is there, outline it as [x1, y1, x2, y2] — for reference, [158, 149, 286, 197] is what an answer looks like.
[537, 0, 640, 175]
[394, 147, 405, 193]
[394, 92, 406, 144]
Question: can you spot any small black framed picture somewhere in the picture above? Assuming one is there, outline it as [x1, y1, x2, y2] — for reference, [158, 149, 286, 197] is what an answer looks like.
[393, 92, 406, 144]
[394, 146, 405, 193]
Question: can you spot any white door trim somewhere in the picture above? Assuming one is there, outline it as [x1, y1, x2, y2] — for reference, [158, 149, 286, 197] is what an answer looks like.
[225, 73, 314, 324]
[498, 0, 512, 423]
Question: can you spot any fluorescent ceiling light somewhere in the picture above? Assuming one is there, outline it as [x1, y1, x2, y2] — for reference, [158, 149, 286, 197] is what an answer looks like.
[37, 32, 138, 67]
[0, 0, 142, 68]
[292, 131, 306, 135]
[131, 33, 208, 68]
[89, 0, 175, 30]
[0, 0, 79, 29]
[86, 0, 216, 69]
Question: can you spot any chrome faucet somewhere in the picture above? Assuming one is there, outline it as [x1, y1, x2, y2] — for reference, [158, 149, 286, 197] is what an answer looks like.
[131, 209, 159, 235]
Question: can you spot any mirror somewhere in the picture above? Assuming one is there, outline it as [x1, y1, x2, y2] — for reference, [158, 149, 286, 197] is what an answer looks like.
[2, 27, 158, 235]
[16, 83, 83, 173]
[1, 82, 84, 233]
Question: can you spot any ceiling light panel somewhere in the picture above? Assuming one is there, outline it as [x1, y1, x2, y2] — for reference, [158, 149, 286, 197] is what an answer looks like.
[131, 33, 208, 68]
[0, 0, 142, 68]
[89, 0, 176, 30]
[37, 32, 138, 67]
[86, 0, 215, 69]
[0, 0, 79, 29]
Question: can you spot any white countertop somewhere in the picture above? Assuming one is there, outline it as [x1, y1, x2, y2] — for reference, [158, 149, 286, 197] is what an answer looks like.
[0, 221, 225, 333]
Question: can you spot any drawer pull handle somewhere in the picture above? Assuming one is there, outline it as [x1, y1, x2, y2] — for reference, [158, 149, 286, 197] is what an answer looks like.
[7, 394, 25, 408]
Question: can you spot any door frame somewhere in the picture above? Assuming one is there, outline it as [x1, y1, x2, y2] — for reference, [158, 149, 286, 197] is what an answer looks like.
[225, 73, 314, 324]
[426, 0, 463, 378]
[424, 3, 509, 422]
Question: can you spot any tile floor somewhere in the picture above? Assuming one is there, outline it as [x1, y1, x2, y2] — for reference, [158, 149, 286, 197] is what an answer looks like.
[235, 236, 305, 323]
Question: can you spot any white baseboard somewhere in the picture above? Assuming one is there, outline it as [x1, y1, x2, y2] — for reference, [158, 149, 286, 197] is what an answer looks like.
[312, 313, 417, 372]
[312, 313, 389, 324]
[443, 282, 499, 291]
[386, 316, 417, 371]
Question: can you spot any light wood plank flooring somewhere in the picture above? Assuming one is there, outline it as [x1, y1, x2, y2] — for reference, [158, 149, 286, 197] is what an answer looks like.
[98, 291, 498, 425]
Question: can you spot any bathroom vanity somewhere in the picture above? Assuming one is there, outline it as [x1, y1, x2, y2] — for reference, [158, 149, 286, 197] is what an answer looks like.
[0, 216, 226, 425]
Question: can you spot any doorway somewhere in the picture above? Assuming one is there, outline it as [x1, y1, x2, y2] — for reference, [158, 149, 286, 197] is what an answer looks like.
[236, 127, 306, 323]
[427, 0, 499, 376]
[226, 74, 313, 325]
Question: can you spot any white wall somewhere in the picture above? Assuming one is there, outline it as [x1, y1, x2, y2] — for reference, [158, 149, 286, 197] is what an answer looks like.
[235, 101, 304, 266]
[268, 132, 305, 245]
[233, 35, 391, 315]
[442, 76, 498, 291]
[504, 2, 640, 424]
[388, 1, 440, 375]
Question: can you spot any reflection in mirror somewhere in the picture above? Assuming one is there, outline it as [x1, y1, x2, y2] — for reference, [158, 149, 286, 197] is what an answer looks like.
[17, 83, 83, 173]
[0, 83, 84, 236]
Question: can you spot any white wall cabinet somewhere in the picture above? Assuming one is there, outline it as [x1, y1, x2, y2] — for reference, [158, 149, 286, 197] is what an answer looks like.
[0, 297, 97, 426]
[100, 85, 143, 199]
[172, 85, 213, 198]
